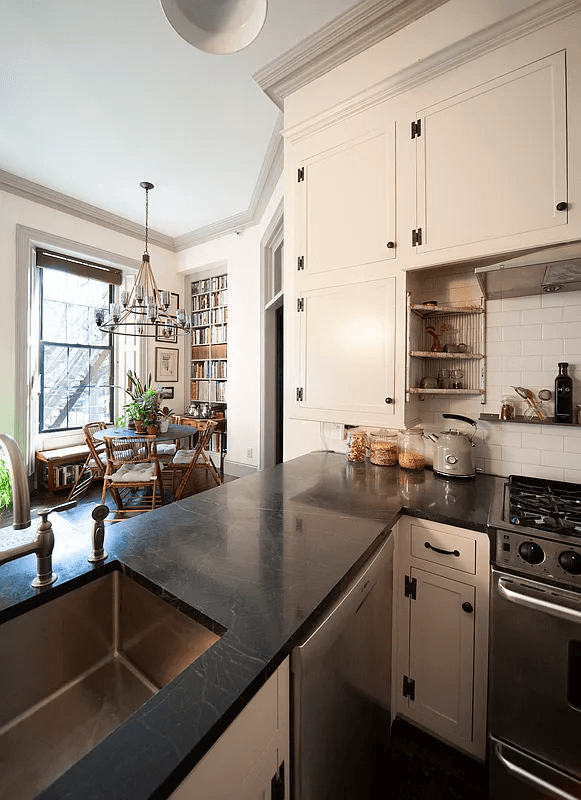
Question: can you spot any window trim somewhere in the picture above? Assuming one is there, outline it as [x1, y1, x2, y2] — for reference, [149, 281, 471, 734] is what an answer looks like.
[15, 226, 142, 471]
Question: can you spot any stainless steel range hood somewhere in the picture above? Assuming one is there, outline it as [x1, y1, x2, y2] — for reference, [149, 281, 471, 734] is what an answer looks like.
[475, 241, 581, 300]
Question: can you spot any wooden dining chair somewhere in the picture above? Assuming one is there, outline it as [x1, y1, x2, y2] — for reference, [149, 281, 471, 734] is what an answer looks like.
[166, 420, 221, 501]
[101, 434, 165, 517]
[67, 421, 109, 501]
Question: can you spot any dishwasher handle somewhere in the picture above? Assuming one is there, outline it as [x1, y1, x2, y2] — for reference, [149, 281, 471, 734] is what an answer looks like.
[293, 536, 393, 677]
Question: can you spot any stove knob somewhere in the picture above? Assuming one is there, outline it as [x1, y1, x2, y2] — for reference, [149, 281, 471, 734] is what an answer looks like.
[519, 541, 545, 565]
[558, 551, 581, 575]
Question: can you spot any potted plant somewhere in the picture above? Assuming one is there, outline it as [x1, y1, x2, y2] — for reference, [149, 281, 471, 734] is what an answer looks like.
[118, 372, 162, 433]
[157, 406, 174, 433]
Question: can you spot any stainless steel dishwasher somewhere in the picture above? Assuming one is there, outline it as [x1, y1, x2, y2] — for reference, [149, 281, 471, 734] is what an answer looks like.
[291, 536, 393, 800]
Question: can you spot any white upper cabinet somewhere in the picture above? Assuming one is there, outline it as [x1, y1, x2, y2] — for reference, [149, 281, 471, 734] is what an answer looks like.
[413, 51, 567, 257]
[296, 119, 396, 286]
[295, 276, 396, 424]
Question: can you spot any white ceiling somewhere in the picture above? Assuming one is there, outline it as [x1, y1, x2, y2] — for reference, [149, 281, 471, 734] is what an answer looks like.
[1, 0, 361, 239]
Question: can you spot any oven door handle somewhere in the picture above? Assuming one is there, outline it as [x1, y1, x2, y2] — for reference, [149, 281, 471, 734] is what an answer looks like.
[494, 741, 581, 800]
[497, 578, 581, 625]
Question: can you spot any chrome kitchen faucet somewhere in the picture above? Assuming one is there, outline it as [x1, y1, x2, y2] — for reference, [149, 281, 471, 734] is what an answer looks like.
[0, 433, 75, 587]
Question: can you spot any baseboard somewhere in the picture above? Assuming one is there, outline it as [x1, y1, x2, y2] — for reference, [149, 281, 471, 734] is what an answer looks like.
[224, 460, 258, 478]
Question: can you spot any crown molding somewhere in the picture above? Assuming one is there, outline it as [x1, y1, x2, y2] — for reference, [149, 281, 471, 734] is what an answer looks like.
[253, 0, 449, 110]
[173, 113, 283, 251]
[0, 169, 175, 251]
[283, 0, 581, 144]
[1, 112, 284, 254]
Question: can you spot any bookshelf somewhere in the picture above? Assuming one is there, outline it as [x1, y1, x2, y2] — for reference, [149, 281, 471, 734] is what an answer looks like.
[191, 273, 227, 403]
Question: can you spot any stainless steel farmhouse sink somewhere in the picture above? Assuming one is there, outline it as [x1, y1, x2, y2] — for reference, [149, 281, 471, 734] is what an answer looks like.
[0, 569, 223, 800]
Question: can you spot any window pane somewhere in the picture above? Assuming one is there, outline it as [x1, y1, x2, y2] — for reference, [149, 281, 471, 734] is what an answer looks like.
[40, 265, 114, 432]
[42, 301, 67, 343]
[89, 349, 112, 386]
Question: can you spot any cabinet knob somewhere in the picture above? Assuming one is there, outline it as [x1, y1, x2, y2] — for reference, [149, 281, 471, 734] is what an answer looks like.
[385, 397, 393, 404]
[386, 241, 395, 249]
[556, 202, 568, 211]
[462, 602, 473, 614]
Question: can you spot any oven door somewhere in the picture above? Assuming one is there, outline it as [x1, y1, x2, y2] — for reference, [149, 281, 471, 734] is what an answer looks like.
[489, 568, 581, 778]
[490, 738, 581, 800]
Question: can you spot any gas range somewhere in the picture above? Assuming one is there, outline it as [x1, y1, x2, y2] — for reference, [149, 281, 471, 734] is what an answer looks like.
[489, 475, 581, 590]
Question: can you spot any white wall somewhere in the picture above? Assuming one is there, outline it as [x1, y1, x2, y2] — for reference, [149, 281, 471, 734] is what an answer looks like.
[175, 176, 284, 475]
[408, 265, 581, 481]
[0, 190, 185, 450]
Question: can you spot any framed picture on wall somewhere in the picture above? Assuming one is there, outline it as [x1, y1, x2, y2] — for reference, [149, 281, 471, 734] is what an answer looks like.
[155, 348, 179, 382]
[159, 386, 174, 400]
[155, 322, 178, 343]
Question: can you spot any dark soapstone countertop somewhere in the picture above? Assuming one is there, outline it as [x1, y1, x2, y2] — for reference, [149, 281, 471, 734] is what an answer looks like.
[0, 452, 495, 800]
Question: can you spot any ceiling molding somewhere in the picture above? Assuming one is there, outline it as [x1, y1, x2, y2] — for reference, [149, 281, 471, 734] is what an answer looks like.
[283, 0, 581, 144]
[0, 170, 175, 251]
[1, 113, 284, 255]
[173, 113, 284, 251]
[253, 0, 449, 109]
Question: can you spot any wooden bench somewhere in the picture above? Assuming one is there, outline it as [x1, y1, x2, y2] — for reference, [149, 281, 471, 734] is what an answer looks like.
[36, 444, 91, 494]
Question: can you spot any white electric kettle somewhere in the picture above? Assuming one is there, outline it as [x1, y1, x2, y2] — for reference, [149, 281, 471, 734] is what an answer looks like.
[427, 414, 477, 478]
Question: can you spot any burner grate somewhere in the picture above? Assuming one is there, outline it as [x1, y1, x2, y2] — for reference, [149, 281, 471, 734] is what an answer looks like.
[507, 476, 581, 536]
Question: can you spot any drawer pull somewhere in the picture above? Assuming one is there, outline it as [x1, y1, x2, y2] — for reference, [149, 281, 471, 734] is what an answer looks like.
[425, 541, 460, 557]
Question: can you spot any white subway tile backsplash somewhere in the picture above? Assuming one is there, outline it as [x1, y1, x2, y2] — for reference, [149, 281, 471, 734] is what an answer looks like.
[502, 295, 541, 311]
[541, 321, 581, 340]
[564, 436, 581, 454]
[522, 432, 563, 451]
[502, 445, 541, 464]
[475, 442, 502, 460]
[485, 459, 522, 477]
[542, 451, 581, 470]
[487, 341, 522, 357]
[564, 305, 581, 322]
[487, 327, 502, 342]
[487, 311, 510, 328]
[486, 356, 503, 372]
[502, 355, 542, 371]
[522, 339, 564, 355]
[565, 469, 581, 483]
[542, 291, 581, 307]
[522, 371, 555, 385]
[503, 324, 542, 341]
[483, 429, 523, 447]
[522, 464, 564, 481]
[522, 306, 563, 325]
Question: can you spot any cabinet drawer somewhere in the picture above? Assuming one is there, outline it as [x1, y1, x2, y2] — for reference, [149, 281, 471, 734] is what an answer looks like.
[410, 525, 476, 574]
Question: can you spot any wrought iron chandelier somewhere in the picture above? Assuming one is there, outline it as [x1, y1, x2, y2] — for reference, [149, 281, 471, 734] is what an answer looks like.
[95, 182, 191, 338]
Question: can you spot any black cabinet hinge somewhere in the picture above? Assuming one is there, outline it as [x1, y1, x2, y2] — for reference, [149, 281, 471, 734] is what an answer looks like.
[404, 575, 417, 599]
[271, 760, 285, 800]
[403, 676, 416, 701]
[297, 255, 305, 270]
[298, 167, 305, 182]
[296, 388, 303, 401]
[297, 298, 304, 312]
[411, 119, 422, 139]
[412, 228, 422, 247]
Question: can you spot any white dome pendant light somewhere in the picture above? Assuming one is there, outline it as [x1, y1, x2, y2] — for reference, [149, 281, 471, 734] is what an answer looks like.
[159, 0, 268, 54]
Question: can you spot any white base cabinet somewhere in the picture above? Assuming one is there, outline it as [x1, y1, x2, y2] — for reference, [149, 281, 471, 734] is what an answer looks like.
[170, 659, 289, 800]
[392, 517, 489, 760]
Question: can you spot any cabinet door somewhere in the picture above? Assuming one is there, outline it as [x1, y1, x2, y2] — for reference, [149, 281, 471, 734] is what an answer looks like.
[298, 125, 396, 281]
[415, 51, 567, 255]
[405, 568, 475, 744]
[297, 276, 396, 421]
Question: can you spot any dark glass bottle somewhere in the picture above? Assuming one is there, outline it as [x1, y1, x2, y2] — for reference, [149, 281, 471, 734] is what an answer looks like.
[555, 362, 573, 424]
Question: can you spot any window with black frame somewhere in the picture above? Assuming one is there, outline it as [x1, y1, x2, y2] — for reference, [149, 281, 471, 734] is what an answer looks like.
[37, 250, 122, 432]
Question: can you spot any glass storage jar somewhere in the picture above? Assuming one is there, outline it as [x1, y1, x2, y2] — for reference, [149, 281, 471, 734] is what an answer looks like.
[499, 395, 516, 420]
[346, 429, 367, 462]
[398, 428, 426, 470]
[368, 429, 398, 465]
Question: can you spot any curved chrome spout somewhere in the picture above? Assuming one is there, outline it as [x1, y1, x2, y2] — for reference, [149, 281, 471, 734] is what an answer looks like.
[0, 433, 30, 530]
